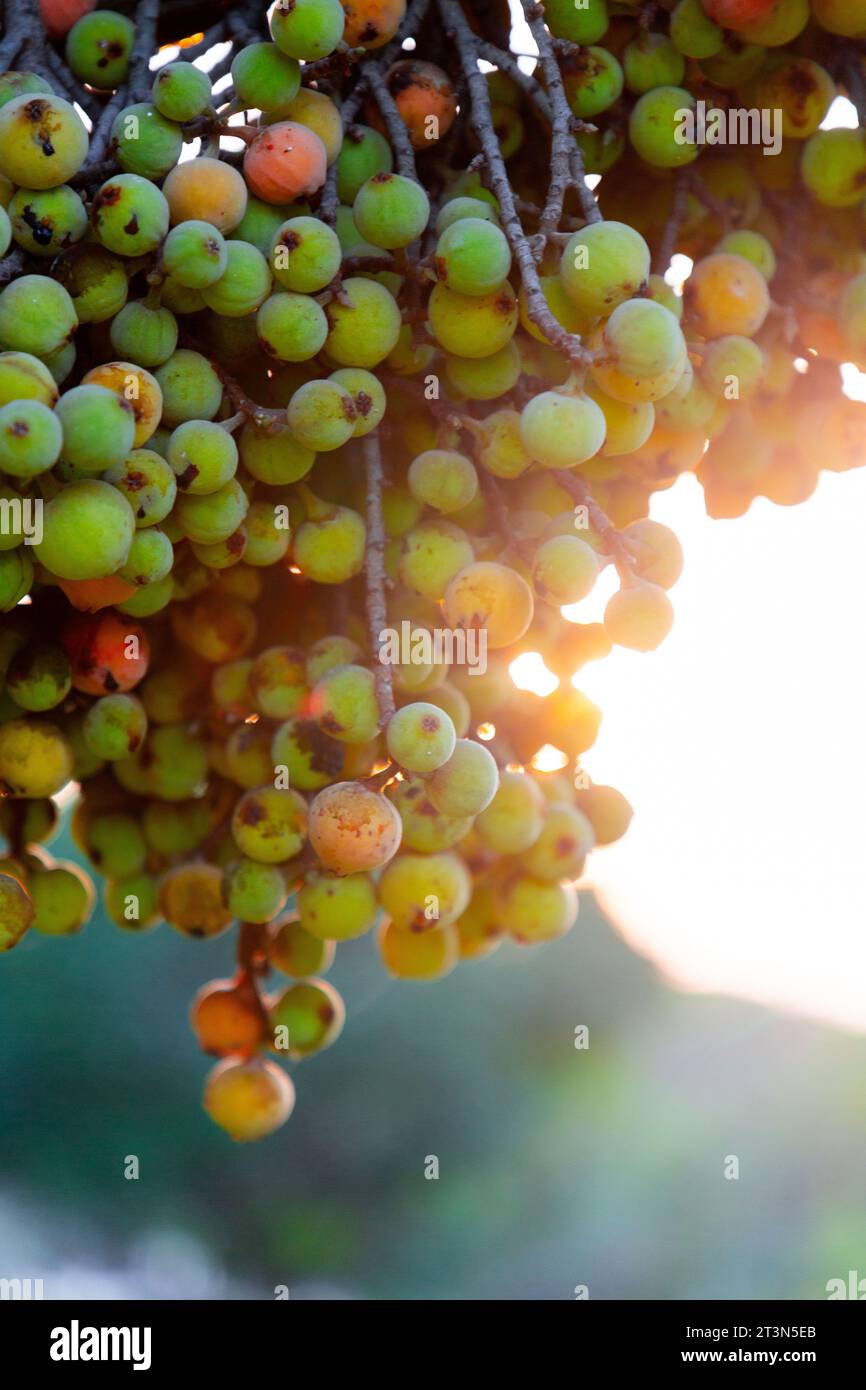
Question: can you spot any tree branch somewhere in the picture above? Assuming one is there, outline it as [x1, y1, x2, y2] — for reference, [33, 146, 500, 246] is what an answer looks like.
[362, 431, 396, 726]
[479, 473, 535, 563]
[521, 1, 601, 243]
[318, 0, 433, 222]
[553, 469, 635, 581]
[475, 41, 552, 122]
[128, 0, 161, 103]
[0, 0, 41, 71]
[838, 41, 866, 128]
[437, 0, 592, 367]
[652, 171, 688, 275]
[38, 40, 101, 120]
[365, 62, 416, 179]
[0, 250, 26, 284]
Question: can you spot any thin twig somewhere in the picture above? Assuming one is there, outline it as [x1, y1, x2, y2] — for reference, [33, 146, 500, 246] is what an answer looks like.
[236, 922, 271, 1031]
[226, 0, 264, 46]
[362, 431, 396, 726]
[210, 362, 285, 431]
[653, 171, 688, 275]
[553, 470, 635, 580]
[685, 171, 734, 230]
[0, 250, 26, 284]
[128, 0, 161, 103]
[479, 474, 535, 563]
[437, 0, 592, 367]
[365, 63, 416, 179]
[513, 11, 601, 220]
[522, 2, 600, 246]
[38, 41, 101, 120]
[320, 105, 363, 224]
[303, 44, 367, 83]
[84, 84, 129, 167]
[70, 155, 123, 189]
[318, 0, 433, 223]
[839, 41, 866, 128]
[0, 0, 40, 71]
[476, 41, 552, 122]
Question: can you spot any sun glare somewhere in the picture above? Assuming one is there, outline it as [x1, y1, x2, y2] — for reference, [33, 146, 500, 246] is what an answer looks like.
[531, 744, 569, 773]
[580, 470, 866, 1036]
[509, 651, 559, 696]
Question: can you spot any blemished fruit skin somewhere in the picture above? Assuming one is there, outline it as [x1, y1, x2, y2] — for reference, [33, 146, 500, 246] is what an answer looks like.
[65, 9, 135, 89]
[0, 94, 89, 188]
[270, 215, 341, 292]
[0, 74, 53, 113]
[383, 59, 456, 150]
[91, 174, 170, 256]
[8, 186, 88, 259]
[0, 0, 860, 1149]
[62, 610, 149, 694]
[308, 782, 402, 873]
[342, 0, 406, 49]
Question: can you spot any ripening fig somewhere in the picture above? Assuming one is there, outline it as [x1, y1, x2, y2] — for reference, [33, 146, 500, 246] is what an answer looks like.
[353, 172, 430, 249]
[8, 186, 87, 258]
[152, 61, 213, 122]
[336, 124, 393, 202]
[0, 275, 78, 356]
[91, 174, 170, 256]
[65, 8, 134, 88]
[111, 103, 183, 180]
[270, 0, 346, 59]
[0, 93, 89, 188]
[204, 1058, 295, 1141]
[243, 122, 328, 204]
[232, 43, 301, 115]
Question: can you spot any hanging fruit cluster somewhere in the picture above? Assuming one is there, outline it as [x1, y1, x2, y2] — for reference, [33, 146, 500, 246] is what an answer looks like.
[1, 0, 864, 1140]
